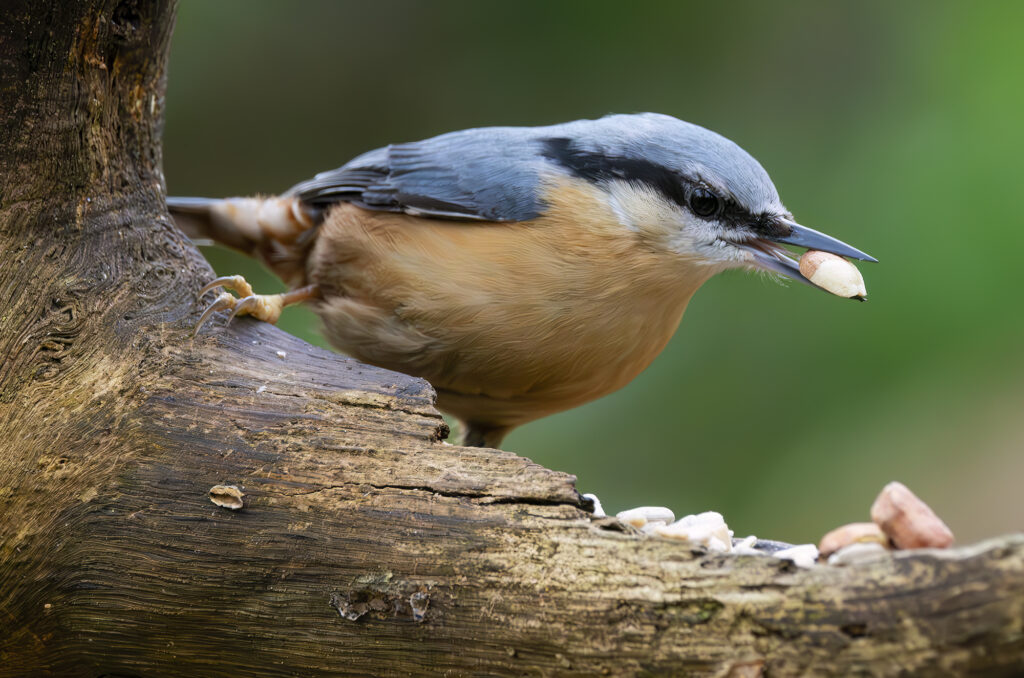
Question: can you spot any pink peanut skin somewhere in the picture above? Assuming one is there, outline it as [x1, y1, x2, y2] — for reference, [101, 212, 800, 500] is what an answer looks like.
[818, 522, 889, 558]
[871, 481, 954, 549]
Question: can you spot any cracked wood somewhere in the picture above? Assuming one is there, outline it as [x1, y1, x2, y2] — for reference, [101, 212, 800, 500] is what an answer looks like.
[1, 1, 1023, 676]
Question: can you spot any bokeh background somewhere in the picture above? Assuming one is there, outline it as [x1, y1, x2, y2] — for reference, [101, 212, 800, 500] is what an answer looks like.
[164, 0, 1024, 545]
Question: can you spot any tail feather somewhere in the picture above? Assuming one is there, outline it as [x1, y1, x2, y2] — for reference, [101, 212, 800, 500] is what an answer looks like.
[166, 196, 230, 246]
[168, 195, 321, 287]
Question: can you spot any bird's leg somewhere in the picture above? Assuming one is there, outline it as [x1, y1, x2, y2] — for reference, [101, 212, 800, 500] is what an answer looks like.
[461, 422, 511, 449]
[194, 275, 320, 334]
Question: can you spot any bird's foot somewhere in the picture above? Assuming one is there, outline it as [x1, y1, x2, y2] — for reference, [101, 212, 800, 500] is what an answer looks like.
[194, 275, 319, 334]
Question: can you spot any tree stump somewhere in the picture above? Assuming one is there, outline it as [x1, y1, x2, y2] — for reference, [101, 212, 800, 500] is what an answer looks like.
[1, 2, 1022, 675]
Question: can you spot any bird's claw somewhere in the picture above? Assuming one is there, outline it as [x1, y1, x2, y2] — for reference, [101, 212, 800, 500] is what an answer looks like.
[194, 275, 285, 335]
[199, 274, 254, 299]
[195, 291, 237, 334]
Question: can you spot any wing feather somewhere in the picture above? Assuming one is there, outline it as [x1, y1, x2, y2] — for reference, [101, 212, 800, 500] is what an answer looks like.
[287, 127, 549, 222]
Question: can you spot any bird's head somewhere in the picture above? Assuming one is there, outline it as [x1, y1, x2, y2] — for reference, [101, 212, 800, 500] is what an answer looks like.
[541, 113, 876, 287]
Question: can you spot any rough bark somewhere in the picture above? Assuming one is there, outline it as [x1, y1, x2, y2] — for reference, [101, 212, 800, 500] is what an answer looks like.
[1, 2, 1022, 676]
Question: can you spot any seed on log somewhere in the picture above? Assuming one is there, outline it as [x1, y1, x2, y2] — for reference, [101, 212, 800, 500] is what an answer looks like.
[616, 506, 676, 528]
[652, 511, 733, 552]
[209, 484, 244, 510]
[827, 541, 891, 566]
[772, 543, 819, 569]
[819, 522, 890, 558]
[870, 481, 954, 549]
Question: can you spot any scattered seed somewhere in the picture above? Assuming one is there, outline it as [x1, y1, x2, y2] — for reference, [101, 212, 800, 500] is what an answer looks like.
[871, 481, 953, 549]
[819, 522, 889, 558]
[616, 506, 675, 528]
[209, 484, 244, 510]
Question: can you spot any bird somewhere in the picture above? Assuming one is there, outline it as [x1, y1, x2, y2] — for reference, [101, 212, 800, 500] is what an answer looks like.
[168, 113, 875, 449]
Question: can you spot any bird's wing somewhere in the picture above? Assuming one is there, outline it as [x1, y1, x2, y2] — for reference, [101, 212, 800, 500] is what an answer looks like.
[286, 126, 551, 222]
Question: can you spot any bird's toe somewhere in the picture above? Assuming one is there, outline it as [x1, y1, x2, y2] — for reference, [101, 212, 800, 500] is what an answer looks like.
[231, 294, 284, 324]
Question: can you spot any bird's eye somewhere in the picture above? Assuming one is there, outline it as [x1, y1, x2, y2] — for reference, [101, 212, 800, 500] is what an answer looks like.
[688, 187, 722, 218]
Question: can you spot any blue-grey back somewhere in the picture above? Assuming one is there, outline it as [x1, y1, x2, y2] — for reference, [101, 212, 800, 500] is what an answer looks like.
[287, 113, 780, 222]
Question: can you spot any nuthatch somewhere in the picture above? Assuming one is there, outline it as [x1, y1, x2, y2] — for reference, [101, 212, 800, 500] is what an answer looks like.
[168, 113, 875, 448]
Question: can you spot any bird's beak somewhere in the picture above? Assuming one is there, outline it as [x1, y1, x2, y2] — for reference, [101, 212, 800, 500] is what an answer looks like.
[771, 219, 877, 263]
[736, 218, 877, 292]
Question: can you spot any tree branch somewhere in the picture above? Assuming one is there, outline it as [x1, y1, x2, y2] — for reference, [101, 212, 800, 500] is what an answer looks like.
[1, 2, 1021, 676]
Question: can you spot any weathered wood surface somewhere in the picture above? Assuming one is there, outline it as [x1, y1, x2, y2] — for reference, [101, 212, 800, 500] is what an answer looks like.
[1, 1, 1022, 676]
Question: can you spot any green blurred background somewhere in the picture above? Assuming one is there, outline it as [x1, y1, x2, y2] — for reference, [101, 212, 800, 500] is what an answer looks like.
[164, 0, 1024, 544]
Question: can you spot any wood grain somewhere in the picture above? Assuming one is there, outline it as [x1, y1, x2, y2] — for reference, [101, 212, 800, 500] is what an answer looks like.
[1, 2, 1022, 676]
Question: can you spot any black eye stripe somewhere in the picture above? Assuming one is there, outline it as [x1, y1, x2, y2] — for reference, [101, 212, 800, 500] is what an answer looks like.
[541, 137, 767, 228]
[541, 137, 689, 207]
